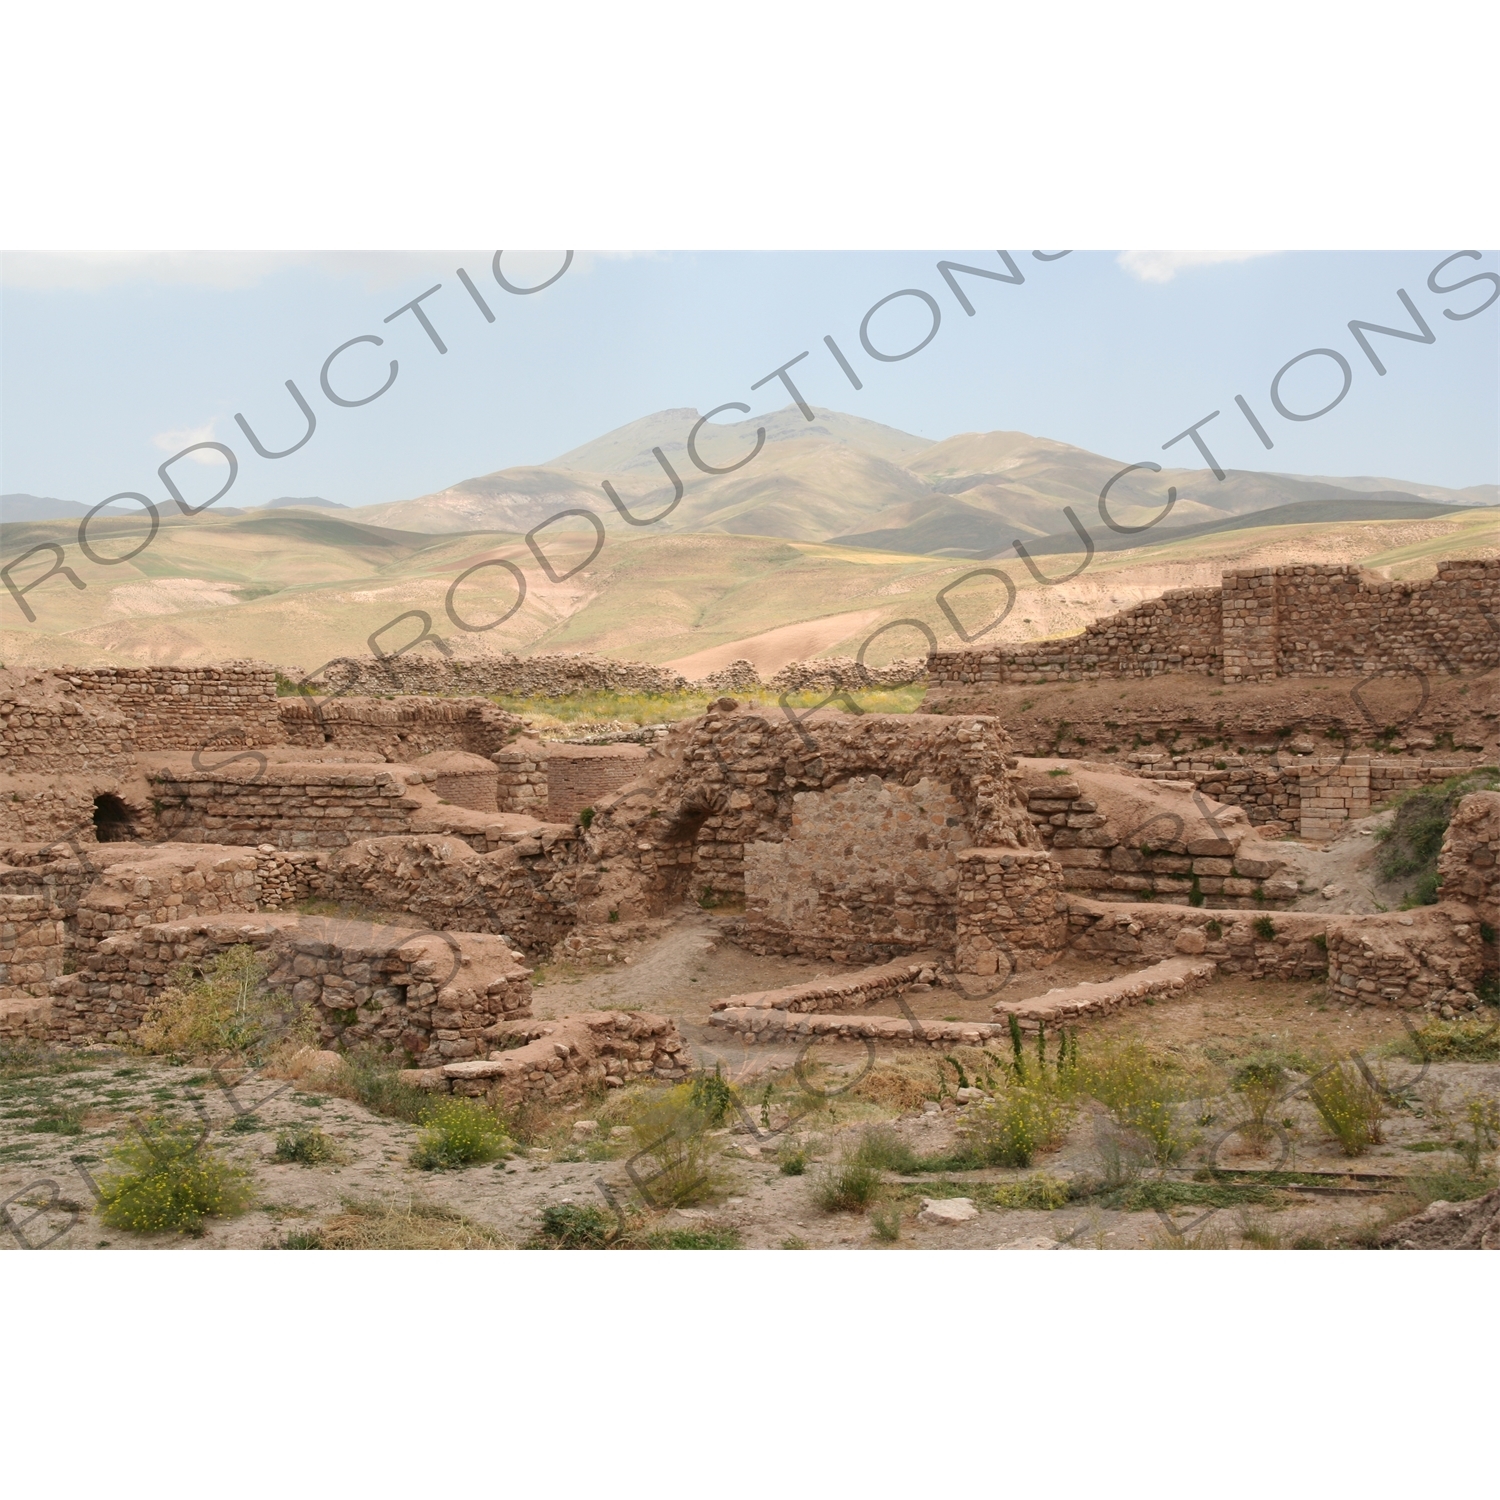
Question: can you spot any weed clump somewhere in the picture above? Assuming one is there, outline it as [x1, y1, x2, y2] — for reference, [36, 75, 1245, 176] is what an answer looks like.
[135, 946, 312, 1062]
[1306, 1061, 1386, 1155]
[1231, 1057, 1287, 1151]
[411, 1097, 512, 1170]
[966, 1087, 1070, 1168]
[621, 1083, 732, 1206]
[814, 1161, 883, 1212]
[535, 1202, 615, 1248]
[271, 1123, 338, 1166]
[99, 1118, 253, 1235]
[1076, 1044, 1195, 1166]
[1376, 768, 1499, 905]
[1392, 1017, 1500, 1063]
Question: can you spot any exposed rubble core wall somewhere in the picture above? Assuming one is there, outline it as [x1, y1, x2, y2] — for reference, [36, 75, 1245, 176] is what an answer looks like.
[955, 849, 1067, 974]
[492, 739, 548, 815]
[928, 560, 1499, 686]
[279, 695, 522, 759]
[742, 775, 968, 962]
[545, 743, 649, 822]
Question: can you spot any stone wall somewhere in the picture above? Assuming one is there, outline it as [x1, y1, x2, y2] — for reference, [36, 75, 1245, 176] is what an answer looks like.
[492, 740, 548, 816]
[432, 1010, 692, 1107]
[741, 775, 969, 962]
[279, 695, 522, 759]
[309, 652, 690, 699]
[319, 834, 577, 958]
[573, 711, 1039, 942]
[149, 765, 417, 849]
[13, 912, 533, 1058]
[1437, 791, 1500, 927]
[927, 559, 1499, 687]
[954, 848, 1067, 975]
[65, 662, 285, 748]
[1063, 895, 1485, 1011]
[546, 743, 649, 822]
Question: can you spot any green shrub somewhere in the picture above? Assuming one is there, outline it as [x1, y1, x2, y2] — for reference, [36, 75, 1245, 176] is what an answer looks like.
[135, 945, 310, 1061]
[636, 1225, 741, 1249]
[989, 1173, 1071, 1210]
[870, 1206, 903, 1242]
[411, 1097, 511, 1170]
[1232, 1058, 1287, 1151]
[536, 1202, 614, 1248]
[966, 1085, 1071, 1168]
[621, 1084, 731, 1205]
[1077, 1044, 1194, 1166]
[332, 1047, 435, 1123]
[814, 1161, 882, 1212]
[99, 1118, 253, 1235]
[689, 1064, 735, 1126]
[1306, 1062, 1385, 1156]
[850, 1125, 922, 1175]
[272, 1123, 337, 1165]
[1392, 1017, 1500, 1063]
[1458, 1095, 1499, 1174]
[779, 1148, 808, 1176]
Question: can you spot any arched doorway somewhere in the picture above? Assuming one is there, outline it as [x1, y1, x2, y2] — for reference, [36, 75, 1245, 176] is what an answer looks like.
[92, 793, 137, 842]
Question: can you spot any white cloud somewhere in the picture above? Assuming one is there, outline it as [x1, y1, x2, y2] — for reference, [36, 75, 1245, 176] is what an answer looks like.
[152, 423, 226, 464]
[1116, 250, 1280, 284]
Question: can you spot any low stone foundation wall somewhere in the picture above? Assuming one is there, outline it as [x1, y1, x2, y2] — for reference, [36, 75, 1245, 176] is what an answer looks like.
[708, 1006, 1012, 1049]
[992, 957, 1217, 1028]
[429, 1010, 691, 1106]
[707, 954, 939, 1015]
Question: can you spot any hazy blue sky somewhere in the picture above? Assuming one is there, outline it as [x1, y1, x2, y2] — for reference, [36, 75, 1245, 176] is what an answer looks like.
[2, 248, 1495, 511]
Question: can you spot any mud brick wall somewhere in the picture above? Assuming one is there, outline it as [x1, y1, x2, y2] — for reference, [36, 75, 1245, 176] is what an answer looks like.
[65, 662, 285, 749]
[492, 740, 548, 815]
[309, 652, 690, 698]
[545, 743, 649, 822]
[955, 849, 1067, 975]
[741, 774, 968, 962]
[588, 710, 1037, 917]
[928, 559, 1498, 687]
[1437, 791, 1500, 928]
[279, 695, 523, 760]
[436, 1010, 691, 1106]
[149, 766, 416, 849]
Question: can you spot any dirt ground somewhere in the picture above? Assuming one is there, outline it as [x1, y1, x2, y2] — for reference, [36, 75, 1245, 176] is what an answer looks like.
[3, 912, 1494, 1252]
